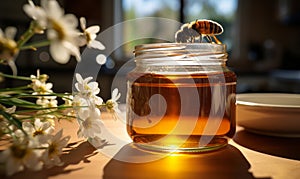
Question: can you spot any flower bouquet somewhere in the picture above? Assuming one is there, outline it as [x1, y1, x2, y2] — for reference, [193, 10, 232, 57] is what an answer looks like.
[0, 0, 120, 176]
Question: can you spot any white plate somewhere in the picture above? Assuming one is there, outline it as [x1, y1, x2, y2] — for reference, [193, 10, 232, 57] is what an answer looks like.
[236, 93, 300, 137]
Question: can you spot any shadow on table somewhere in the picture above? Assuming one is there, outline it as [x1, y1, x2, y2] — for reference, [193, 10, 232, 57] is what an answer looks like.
[103, 143, 268, 179]
[234, 130, 300, 160]
[0, 141, 98, 179]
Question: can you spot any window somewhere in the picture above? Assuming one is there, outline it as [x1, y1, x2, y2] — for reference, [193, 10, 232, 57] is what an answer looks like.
[121, 0, 238, 57]
[122, 0, 180, 57]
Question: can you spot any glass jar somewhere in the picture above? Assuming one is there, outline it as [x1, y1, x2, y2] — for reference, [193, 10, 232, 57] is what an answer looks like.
[126, 43, 236, 153]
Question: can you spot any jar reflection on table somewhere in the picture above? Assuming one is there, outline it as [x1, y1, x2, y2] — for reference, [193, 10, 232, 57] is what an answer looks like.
[126, 43, 236, 153]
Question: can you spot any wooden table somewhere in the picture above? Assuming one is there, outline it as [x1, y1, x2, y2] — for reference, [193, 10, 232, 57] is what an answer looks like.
[1, 112, 300, 179]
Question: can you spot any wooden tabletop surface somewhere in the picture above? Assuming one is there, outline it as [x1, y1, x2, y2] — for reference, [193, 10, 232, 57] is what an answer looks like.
[1, 112, 300, 179]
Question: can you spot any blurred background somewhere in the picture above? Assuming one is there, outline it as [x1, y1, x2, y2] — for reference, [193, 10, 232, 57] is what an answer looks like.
[0, 0, 300, 101]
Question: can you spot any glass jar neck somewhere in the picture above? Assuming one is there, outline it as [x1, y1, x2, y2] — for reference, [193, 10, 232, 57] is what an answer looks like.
[134, 43, 228, 67]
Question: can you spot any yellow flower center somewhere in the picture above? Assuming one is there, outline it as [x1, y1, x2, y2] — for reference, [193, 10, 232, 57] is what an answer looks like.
[84, 84, 91, 90]
[33, 129, 44, 137]
[0, 37, 19, 60]
[39, 74, 49, 83]
[40, 85, 48, 92]
[50, 19, 66, 40]
[48, 143, 58, 157]
[85, 32, 92, 44]
[106, 100, 114, 110]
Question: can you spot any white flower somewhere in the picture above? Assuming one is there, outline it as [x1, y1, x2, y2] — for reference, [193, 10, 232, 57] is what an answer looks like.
[62, 94, 73, 106]
[23, 0, 46, 23]
[35, 112, 56, 127]
[23, 0, 81, 64]
[45, 0, 81, 63]
[23, 0, 47, 33]
[31, 71, 53, 96]
[30, 70, 59, 109]
[0, 143, 43, 176]
[42, 129, 70, 168]
[32, 80, 53, 94]
[77, 107, 102, 138]
[72, 95, 88, 108]
[0, 106, 17, 135]
[3, 105, 16, 114]
[36, 98, 58, 108]
[30, 69, 49, 83]
[62, 94, 74, 116]
[22, 118, 54, 145]
[75, 73, 99, 95]
[106, 88, 121, 115]
[74, 73, 103, 105]
[79, 17, 105, 50]
[72, 95, 91, 120]
[14, 129, 27, 141]
[0, 27, 19, 75]
[0, 27, 17, 49]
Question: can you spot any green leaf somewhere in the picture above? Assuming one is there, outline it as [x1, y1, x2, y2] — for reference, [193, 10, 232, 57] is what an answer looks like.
[0, 86, 30, 92]
[0, 110, 22, 130]
[0, 98, 41, 109]
[0, 73, 32, 81]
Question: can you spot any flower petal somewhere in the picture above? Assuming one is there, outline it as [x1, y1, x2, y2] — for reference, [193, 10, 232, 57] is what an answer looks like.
[94, 96, 103, 105]
[80, 17, 87, 30]
[23, 2, 47, 25]
[64, 14, 78, 28]
[112, 88, 121, 101]
[83, 76, 93, 84]
[75, 73, 84, 84]
[49, 42, 70, 64]
[77, 34, 87, 46]
[62, 41, 81, 62]
[90, 40, 105, 50]
[78, 108, 89, 120]
[22, 122, 35, 134]
[47, 29, 58, 40]
[86, 26, 100, 34]
[88, 82, 99, 90]
[46, 0, 64, 19]
[5, 27, 17, 39]
[34, 118, 43, 128]
[7, 60, 18, 76]
[45, 83, 53, 90]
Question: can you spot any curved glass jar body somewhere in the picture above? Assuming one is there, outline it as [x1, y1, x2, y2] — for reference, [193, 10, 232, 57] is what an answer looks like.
[126, 43, 236, 152]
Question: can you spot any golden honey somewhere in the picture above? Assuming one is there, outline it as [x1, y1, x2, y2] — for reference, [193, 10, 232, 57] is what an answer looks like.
[126, 43, 236, 152]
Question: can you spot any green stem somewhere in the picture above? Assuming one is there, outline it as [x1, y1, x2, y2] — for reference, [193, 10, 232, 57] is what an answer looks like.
[13, 105, 74, 115]
[17, 21, 36, 48]
[0, 110, 27, 136]
[20, 40, 51, 50]
[97, 104, 107, 108]
[0, 86, 31, 92]
[0, 73, 32, 81]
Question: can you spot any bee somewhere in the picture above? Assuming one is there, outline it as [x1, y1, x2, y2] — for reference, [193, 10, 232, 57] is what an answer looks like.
[175, 19, 223, 44]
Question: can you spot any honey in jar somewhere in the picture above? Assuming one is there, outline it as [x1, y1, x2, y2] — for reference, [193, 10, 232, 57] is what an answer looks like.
[126, 43, 236, 152]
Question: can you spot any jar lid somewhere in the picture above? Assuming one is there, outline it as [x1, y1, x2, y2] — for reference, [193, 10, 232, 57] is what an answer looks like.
[134, 43, 226, 57]
[134, 43, 228, 66]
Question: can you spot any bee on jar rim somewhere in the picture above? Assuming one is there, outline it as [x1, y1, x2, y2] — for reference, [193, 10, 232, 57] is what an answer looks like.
[175, 19, 223, 44]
